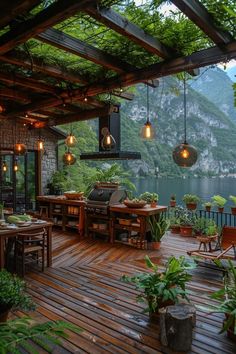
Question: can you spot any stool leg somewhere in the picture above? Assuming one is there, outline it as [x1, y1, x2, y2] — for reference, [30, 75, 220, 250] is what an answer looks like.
[21, 252, 25, 277]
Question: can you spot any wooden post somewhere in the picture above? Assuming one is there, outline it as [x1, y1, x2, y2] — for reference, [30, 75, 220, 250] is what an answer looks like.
[159, 304, 196, 352]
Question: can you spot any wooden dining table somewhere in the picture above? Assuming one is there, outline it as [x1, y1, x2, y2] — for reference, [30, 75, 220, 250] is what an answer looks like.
[0, 221, 53, 270]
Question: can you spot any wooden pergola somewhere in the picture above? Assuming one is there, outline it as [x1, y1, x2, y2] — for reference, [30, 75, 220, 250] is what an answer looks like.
[0, 0, 235, 128]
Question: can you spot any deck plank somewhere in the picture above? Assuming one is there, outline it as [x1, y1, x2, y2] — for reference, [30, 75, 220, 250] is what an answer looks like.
[20, 230, 236, 354]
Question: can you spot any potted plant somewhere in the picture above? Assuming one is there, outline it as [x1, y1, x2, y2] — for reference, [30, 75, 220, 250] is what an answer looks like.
[179, 209, 196, 237]
[212, 195, 227, 213]
[139, 192, 159, 207]
[148, 214, 170, 249]
[182, 194, 200, 210]
[0, 269, 35, 322]
[170, 194, 176, 207]
[169, 215, 181, 234]
[229, 195, 236, 215]
[121, 255, 195, 315]
[210, 260, 236, 342]
[203, 202, 212, 212]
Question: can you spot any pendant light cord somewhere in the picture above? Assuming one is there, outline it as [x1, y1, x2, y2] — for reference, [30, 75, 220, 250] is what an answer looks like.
[147, 85, 150, 123]
[183, 75, 187, 144]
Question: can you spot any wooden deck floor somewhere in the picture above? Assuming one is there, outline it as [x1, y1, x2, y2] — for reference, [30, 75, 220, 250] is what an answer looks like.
[20, 231, 236, 354]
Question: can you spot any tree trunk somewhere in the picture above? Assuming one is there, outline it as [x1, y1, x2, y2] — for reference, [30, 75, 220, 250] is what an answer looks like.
[159, 304, 196, 352]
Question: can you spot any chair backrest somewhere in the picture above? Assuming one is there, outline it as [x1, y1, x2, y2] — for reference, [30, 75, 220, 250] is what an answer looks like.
[221, 226, 236, 249]
[17, 230, 45, 241]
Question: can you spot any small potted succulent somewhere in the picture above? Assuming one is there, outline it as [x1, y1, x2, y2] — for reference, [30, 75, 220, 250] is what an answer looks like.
[229, 195, 236, 215]
[182, 194, 200, 210]
[212, 195, 227, 213]
[0, 270, 35, 322]
[203, 202, 212, 212]
[170, 194, 176, 207]
[148, 214, 170, 249]
[139, 192, 159, 207]
[121, 255, 195, 315]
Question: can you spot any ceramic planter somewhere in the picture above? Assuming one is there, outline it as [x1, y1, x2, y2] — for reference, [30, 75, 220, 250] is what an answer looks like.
[186, 203, 197, 210]
[205, 206, 211, 212]
[180, 226, 193, 237]
[170, 225, 180, 234]
[231, 207, 236, 215]
[148, 241, 161, 250]
[218, 207, 224, 213]
[170, 200, 176, 207]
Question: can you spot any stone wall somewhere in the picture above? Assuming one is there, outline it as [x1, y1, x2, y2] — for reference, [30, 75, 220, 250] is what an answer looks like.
[0, 120, 59, 193]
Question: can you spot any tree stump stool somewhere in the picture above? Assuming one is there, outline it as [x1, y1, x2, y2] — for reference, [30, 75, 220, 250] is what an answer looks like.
[159, 304, 196, 352]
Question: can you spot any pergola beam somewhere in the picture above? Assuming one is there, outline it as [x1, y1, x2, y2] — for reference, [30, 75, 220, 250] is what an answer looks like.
[37, 28, 133, 73]
[0, 0, 41, 30]
[171, 0, 233, 45]
[86, 5, 174, 58]
[0, 0, 95, 55]
[0, 50, 87, 84]
[49, 106, 112, 126]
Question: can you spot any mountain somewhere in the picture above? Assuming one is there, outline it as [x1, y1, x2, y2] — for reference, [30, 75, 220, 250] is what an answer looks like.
[119, 75, 236, 177]
[191, 67, 236, 122]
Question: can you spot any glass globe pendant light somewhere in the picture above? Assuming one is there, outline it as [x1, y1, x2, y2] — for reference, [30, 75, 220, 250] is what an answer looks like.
[101, 127, 116, 151]
[14, 142, 27, 155]
[63, 149, 76, 165]
[13, 158, 19, 172]
[2, 160, 7, 172]
[65, 132, 77, 147]
[140, 85, 155, 140]
[172, 76, 198, 167]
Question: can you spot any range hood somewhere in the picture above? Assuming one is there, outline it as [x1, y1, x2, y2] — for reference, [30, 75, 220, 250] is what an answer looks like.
[80, 105, 141, 160]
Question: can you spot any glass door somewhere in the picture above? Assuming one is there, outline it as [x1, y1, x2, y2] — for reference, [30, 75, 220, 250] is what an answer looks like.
[0, 151, 38, 211]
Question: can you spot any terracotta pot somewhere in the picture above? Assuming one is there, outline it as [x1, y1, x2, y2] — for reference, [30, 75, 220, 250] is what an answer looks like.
[148, 241, 161, 250]
[150, 202, 157, 208]
[218, 207, 224, 213]
[170, 200, 176, 207]
[231, 207, 236, 216]
[180, 226, 193, 237]
[186, 203, 197, 210]
[205, 206, 211, 212]
[170, 225, 180, 234]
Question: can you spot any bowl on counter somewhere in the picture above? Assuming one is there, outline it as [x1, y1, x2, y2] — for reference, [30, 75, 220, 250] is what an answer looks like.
[123, 200, 147, 209]
[64, 192, 84, 200]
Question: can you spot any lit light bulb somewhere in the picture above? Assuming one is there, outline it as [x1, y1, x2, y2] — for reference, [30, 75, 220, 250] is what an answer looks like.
[140, 121, 155, 140]
[181, 148, 190, 159]
[84, 97, 88, 102]
[13, 160, 18, 172]
[62, 151, 76, 165]
[14, 143, 26, 155]
[38, 139, 44, 151]
[101, 128, 116, 151]
[145, 124, 151, 139]
[106, 134, 111, 145]
[65, 133, 77, 147]
[2, 161, 7, 172]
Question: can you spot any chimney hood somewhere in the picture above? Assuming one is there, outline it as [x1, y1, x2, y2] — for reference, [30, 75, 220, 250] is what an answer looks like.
[80, 105, 141, 160]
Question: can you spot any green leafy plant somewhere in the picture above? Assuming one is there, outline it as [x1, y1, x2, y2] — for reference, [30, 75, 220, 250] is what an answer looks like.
[212, 195, 227, 207]
[121, 255, 195, 314]
[210, 260, 236, 335]
[139, 192, 159, 203]
[182, 194, 200, 204]
[170, 194, 176, 201]
[179, 209, 196, 226]
[84, 163, 136, 196]
[0, 270, 35, 313]
[206, 224, 218, 237]
[229, 195, 236, 206]
[203, 202, 212, 207]
[148, 214, 170, 242]
[0, 317, 81, 354]
[193, 217, 217, 236]
[48, 170, 71, 193]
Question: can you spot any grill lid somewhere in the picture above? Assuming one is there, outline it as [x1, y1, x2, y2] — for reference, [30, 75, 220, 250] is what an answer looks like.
[87, 188, 126, 205]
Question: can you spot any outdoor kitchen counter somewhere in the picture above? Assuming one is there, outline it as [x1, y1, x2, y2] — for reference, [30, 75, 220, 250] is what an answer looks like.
[110, 204, 168, 244]
[37, 195, 85, 236]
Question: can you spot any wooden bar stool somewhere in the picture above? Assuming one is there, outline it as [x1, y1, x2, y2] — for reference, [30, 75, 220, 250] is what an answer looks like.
[39, 206, 49, 218]
[14, 229, 46, 276]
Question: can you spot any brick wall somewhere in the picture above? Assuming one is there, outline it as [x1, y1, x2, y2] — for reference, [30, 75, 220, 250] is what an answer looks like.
[0, 120, 60, 193]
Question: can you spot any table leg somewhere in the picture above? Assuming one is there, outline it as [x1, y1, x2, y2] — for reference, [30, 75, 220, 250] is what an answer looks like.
[0, 236, 5, 269]
[47, 225, 52, 267]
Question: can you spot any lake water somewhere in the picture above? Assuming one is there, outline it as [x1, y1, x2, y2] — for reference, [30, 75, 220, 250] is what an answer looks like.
[131, 177, 236, 211]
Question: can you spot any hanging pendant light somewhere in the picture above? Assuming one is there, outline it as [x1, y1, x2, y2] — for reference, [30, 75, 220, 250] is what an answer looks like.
[172, 76, 197, 167]
[37, 138, 44, 151]
[14, 143, 27, 155]
[2, 160, 7, 172]
[63, 149, 76, 165]
[101, 127, 116, 151]
[13, 158, 19, 172]
[65, 133, 77, 147]
[140, 85, 155, 140]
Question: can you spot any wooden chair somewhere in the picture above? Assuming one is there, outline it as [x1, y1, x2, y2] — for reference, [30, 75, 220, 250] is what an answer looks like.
[188, 225, 236, 261]
[14, 229, 46, 276]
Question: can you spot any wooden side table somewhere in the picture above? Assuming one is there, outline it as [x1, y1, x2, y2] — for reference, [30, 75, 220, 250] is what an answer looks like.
[196, 235, 218, 252]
